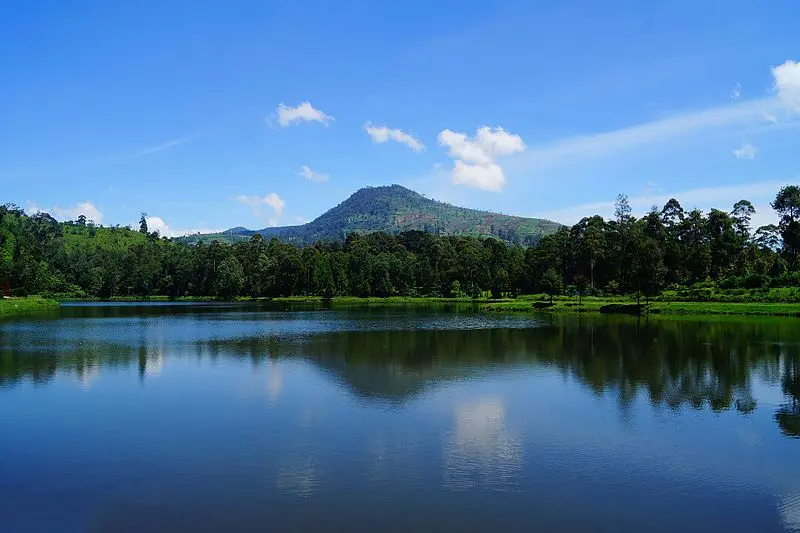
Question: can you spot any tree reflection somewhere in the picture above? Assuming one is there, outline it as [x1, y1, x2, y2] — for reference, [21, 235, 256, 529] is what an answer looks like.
[2, 315, 799, 438]
[776, 355, 800, 438]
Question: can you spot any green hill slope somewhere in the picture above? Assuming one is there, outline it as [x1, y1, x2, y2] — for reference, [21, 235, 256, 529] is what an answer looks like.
[188, 185, 560, 245]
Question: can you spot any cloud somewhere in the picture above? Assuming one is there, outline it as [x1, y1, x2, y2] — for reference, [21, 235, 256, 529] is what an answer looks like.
[505, 61, 800, 173]
[126, 137, 194, 158]
[93, 136, 197, 166]
[451, 161, 506, 191]
[730, 82, 741, 100]
[275, 101, 334, 127]
[733, 142, 758, 160]
[236, 193, 285, 226]
[141, 216, 222, 237]
[532, 180, 784, 227]
[41, 201, 104, 224]
[364, 123, 425, 152]
[438, 126, 525, 192]
[298, 165, 329, 183]
[773, 60, 800, 112]
[509, 98, 780, 173]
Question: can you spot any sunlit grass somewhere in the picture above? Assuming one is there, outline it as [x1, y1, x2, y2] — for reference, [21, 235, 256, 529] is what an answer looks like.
[0, 297, 60, 317]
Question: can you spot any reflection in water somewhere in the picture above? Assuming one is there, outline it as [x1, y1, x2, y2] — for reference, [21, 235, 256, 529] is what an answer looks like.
[77, 363, 100, 390]
[444, 397, 522, 491]
[2, 307, 800, 532]
[2, 314, 800, 439]
[781, 492, 800, 532]
[276, 456, 317, 497]
[267, 360, 283, 405]
[776, 357, 800, 438]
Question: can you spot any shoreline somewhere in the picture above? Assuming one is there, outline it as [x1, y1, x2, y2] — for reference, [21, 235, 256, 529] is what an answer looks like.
[4, 294, 800, 319]
[0, 297, 60, 317]
[482, 297, 800, 317]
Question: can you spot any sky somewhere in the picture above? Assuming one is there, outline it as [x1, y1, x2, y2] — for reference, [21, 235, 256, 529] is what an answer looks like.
[2, 0, 800, 236]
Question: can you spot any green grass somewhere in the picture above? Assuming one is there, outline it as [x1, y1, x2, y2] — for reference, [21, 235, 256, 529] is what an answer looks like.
[56, 295, 220, 302]
[14, 292, 799, 318]
[483, 296, 620, 313]
[272, 295, 506, 306]
[658, 286, 800, 304]
[482, 294, 800, 317]
[0, 297, 60, 317]
[649, 301, 800, 316]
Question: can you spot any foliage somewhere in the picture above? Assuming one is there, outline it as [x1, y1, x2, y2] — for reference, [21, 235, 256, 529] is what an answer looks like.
[2, 184, 799, 301]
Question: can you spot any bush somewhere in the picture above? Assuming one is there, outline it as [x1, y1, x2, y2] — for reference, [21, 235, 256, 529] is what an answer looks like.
[742, 273, 770, 289]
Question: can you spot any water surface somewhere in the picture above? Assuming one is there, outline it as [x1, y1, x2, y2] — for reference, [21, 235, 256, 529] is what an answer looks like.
[1, 303, 799, 532]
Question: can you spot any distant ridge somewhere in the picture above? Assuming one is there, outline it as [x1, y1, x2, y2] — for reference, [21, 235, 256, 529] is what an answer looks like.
[185, 184, 561, 245]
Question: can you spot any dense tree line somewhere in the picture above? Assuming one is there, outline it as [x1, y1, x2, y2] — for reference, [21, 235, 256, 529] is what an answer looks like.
[2, 185, 800, 299]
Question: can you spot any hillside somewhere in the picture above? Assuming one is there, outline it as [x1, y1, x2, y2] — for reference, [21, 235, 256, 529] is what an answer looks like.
[187, 185, 560, 245]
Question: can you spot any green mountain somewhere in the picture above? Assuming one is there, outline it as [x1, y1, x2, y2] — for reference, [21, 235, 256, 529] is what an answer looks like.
[188, 184, 561, 245]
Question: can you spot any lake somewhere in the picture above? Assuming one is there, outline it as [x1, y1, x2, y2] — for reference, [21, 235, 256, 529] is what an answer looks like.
[1, 303, 799, 532]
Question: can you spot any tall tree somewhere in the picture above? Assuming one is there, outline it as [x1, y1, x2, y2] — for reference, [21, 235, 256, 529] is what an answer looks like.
[772, 185, 800, 270]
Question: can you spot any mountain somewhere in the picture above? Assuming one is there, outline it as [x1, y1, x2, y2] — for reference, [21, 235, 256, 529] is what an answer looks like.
[186, 185, 561, 245]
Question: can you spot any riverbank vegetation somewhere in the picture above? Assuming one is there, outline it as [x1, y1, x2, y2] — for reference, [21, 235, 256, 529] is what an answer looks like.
[3, 185, 800, 309]
[0, 297, 59, 316]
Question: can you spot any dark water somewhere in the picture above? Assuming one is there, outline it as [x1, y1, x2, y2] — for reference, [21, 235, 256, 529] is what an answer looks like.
[1, 303, 799, 533]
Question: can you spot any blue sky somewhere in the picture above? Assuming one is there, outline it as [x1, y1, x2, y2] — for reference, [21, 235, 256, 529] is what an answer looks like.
[2, 0, 799, 235]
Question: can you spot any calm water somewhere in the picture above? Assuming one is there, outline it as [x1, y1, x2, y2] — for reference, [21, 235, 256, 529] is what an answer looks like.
[1, 303, 799, 533]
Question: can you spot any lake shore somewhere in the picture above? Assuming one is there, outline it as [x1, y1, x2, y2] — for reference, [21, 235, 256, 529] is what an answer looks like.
[271, 295, 502, 305]
[482, 296, 800, 317]
[7, 294, 800, 318]
[0, 297, 60, 317]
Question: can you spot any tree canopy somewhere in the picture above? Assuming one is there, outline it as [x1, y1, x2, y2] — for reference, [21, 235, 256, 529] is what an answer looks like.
[2, 185, 799, 299]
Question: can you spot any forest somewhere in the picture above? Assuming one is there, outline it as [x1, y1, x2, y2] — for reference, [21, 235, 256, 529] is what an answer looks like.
[2, 185, 800, 301]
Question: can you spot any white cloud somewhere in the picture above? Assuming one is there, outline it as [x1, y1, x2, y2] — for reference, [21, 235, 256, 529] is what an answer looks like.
[364, 123, 425, 152]
[36, 201, 104, 224]
[93, 136, 197, 166]
[730, 82, 741, 100]
[773, 60, 800, 112]
[236, 193, 285, 226]
[506, 61, 799, 173]
[451, 161, 507, 192]
[509, 98, 779, 173]
[275, 101, 334, 127]
[141, 216, 223, 237]
[438, 126, 525, 192]
[733, 141, 758, 160]
[298, 165, 329, 183]
[145, 216, 170, 236]
[126, 137, 194, 158]
[531, 180, 783, 227]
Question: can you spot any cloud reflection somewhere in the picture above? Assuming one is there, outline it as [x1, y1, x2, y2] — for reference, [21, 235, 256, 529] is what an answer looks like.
[267, 360, 283, 405]
[276, 457, 317, 497]
[443, 397, 522, 491]
[780, 491, 800, 532]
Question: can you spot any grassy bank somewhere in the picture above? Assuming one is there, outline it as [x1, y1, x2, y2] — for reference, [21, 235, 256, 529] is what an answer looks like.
[14, 292, 800, 318]
[55, 295, 220, 302]
[482, 295, 800, 317]
[272, 295, 504, 306]
[0, 297, 60, 317]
